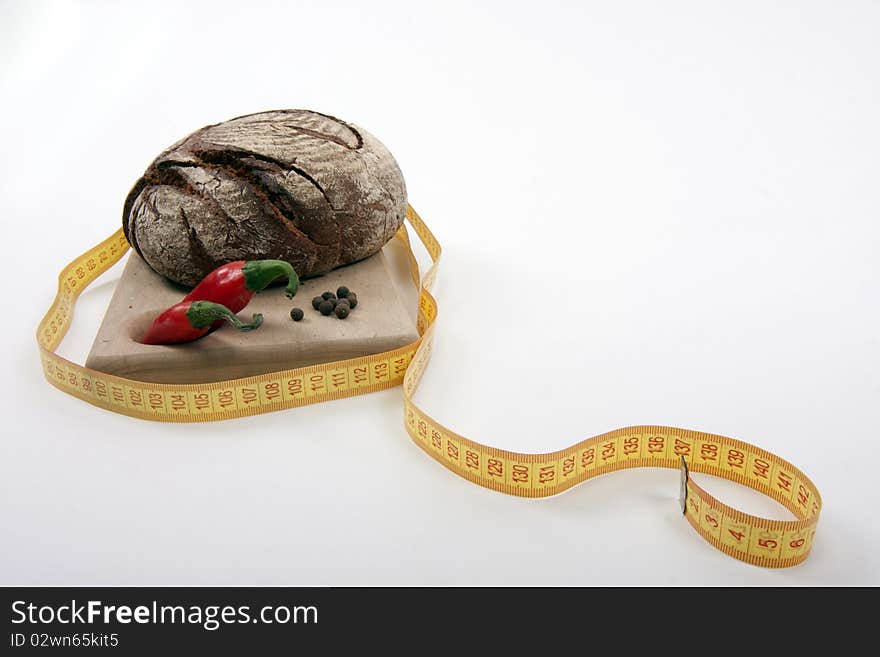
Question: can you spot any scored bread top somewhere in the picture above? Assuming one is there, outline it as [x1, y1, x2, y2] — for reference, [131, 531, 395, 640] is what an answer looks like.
[123, 109, 407, 287]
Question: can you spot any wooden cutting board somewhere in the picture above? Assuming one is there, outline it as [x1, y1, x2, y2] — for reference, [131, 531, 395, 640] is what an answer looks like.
[85, 243, 420, 384]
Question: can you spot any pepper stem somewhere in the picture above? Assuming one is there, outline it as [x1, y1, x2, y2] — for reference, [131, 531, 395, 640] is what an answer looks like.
[185, 301, 263, 331]
[241, 259, 300, 298]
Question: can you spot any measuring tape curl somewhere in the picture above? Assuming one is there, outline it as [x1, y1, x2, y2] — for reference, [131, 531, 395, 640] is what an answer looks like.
[37, 205, 821, 568]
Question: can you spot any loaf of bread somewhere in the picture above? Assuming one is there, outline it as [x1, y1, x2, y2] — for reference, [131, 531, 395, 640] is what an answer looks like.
[122, 109, 407, 287]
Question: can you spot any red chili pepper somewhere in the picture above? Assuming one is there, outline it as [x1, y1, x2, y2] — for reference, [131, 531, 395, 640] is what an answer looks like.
[141, 300, 263, 345]
[183, 260, 300, 313]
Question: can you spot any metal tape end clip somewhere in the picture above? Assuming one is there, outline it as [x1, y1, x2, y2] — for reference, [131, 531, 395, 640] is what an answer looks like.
[679, 455, 689, 515]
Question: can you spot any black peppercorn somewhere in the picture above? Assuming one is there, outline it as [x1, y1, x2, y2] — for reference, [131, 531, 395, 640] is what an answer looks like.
[334, 304, 350, 319]
[311, 296, 323, 310]
[321, 291, 336, 301]
[337, 286, 350, 299]
[290, 308, 304, 321]
[347, 293, 358, 309]
[319, 300, 335, 315]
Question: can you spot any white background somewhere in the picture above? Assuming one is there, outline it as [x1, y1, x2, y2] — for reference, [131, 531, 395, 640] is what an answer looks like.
[1, 0, 878, 585]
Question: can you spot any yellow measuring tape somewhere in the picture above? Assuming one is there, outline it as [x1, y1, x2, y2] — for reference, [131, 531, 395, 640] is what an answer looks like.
[37, 205, 821, 568]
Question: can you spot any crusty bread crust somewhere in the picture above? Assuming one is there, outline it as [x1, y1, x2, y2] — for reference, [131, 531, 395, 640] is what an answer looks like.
[123, 109, 407, 287]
